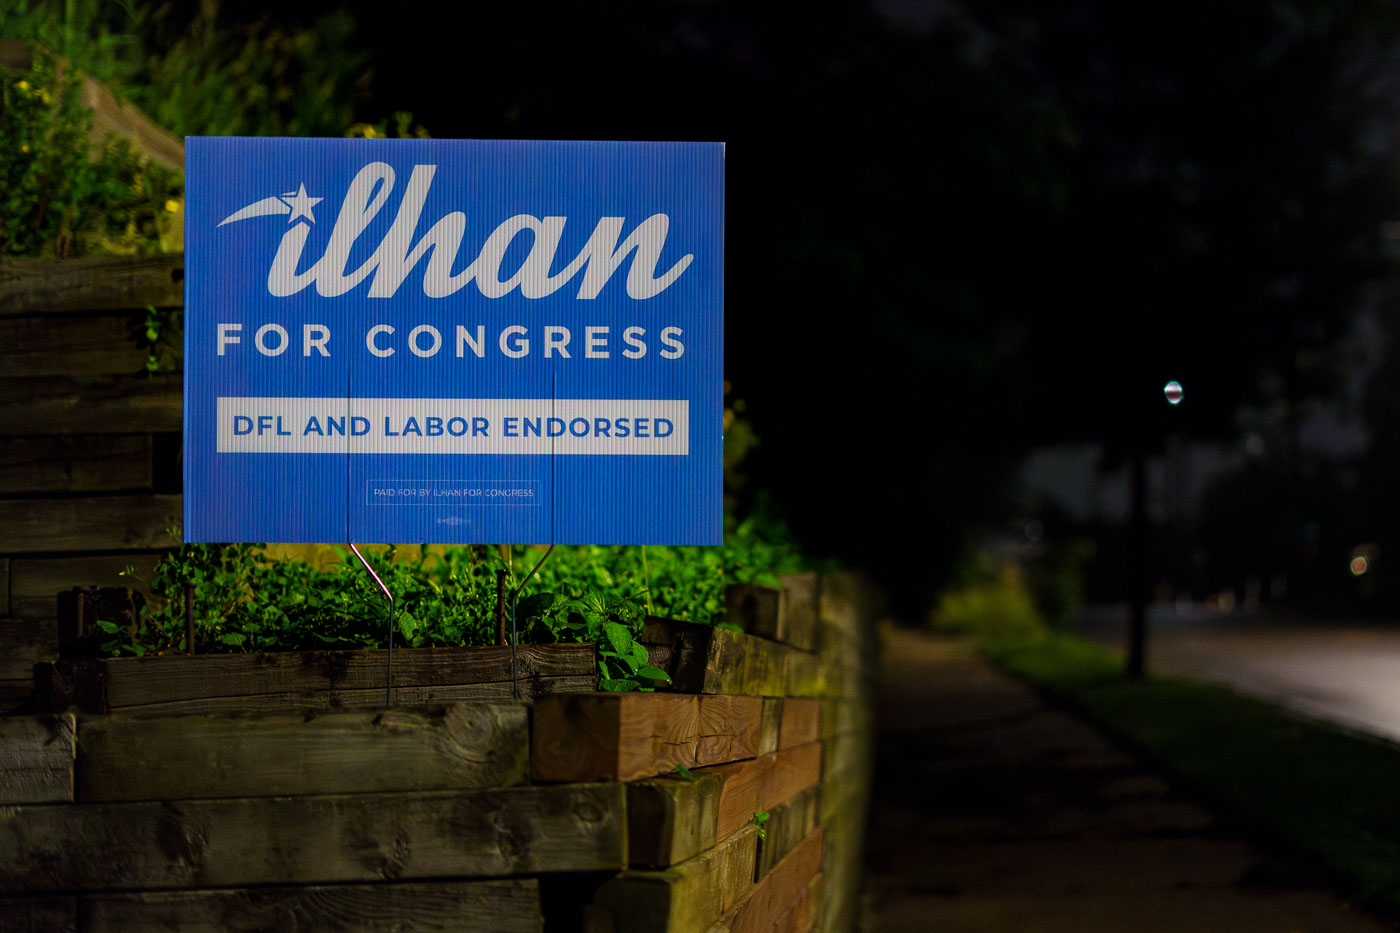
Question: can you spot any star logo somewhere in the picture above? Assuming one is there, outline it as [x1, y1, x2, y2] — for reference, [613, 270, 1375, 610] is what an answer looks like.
[218, 183, 323, 227]
[283, 184, 322, 224]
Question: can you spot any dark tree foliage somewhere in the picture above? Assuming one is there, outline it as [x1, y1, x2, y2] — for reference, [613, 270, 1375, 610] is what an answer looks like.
[219, 0, 1400, 613]
[991, 2, 1396, 459]
[326, 0, 1069, 611]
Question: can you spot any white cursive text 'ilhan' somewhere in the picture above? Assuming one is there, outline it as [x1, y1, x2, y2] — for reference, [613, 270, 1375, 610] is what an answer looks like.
[266, 163, 693, 300]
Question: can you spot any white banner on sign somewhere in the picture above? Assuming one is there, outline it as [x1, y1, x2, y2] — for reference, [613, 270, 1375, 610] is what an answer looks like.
[216, 397, 689, 455]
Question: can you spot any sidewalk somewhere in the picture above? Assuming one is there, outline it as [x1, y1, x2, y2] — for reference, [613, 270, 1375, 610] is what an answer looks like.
[862, 628, 1397, 932]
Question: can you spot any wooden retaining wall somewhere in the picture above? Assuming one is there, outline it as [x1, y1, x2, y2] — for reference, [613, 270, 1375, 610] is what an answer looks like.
[1, 574, 876, 932]
[0, 254, 185, 711]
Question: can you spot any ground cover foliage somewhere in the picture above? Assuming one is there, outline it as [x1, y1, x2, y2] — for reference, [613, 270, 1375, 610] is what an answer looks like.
[108, 519, 804, 692]
[0, 0, 422, 257]
[0, 44, 180, 256]
[987, 635, 1400, 915]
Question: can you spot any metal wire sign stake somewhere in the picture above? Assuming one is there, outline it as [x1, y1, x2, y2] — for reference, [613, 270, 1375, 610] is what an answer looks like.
[509, 544, 555, 699]
[349, 543, 396, 707]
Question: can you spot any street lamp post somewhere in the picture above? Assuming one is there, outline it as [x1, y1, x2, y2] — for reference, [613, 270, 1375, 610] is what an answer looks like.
[1127, 380, 1183, 680]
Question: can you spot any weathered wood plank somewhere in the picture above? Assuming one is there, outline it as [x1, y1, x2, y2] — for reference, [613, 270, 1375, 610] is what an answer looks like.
[0, 713, 73, 804]
[784, 648, 823, 699]
[0, 494, 180, 553]
[827, 695, 872, 738]
[820, 733, 873, 802]
[0, 678, 31, 713]
[757, 698, 781, 757]
[75, 701, 529, 802]
[702, 627, 788, 697]
[724, 584, 784, 640]
[0, 436, 152, 493]
[73, 674, 597, 716]
[626, 772, 724, 868]
[624, 742, 823, 872]
[0, 782, 625, 892]
[778, 699, 821, 751]
[799, 872, 823, 933]
[755, 786, 817, 881]
[639, 617, 713, 693]
[0, 373, 182, 435]
[0, 314, 148, 378]
[761, 872, 820, 933]
[816, 572, 865, 640]
[0, 895, 74, 933]
[818, 699, 853, 743]
[819, 763, 873, 827]
[78, 79, 186, 174]
[719, 829, 823, 933]
[32, 643, 595, 713]
[697, 695, 763, 765]
[592, 825, 758, 933]
[81, 879, 541, 933]
[532, 693, 761, 783]
[641, 619, 790, 697]
[536, 691, 689, 783]
[818, 814, 859, 933]
[709, 877, 819, 933]
[776, 573, 819, 652]
[0, 618, 57, 680]
[0, 255, 183, 317]
[110, 643, 593, 706]
[707, 742, 822, 842]
[11, 554, 163, 620]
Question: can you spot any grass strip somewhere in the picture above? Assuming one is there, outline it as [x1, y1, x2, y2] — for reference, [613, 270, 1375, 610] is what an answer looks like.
[985, 634, 1400, 914]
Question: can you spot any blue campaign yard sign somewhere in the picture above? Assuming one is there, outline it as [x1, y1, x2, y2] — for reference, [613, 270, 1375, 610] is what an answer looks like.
[184, 138, 723, 545]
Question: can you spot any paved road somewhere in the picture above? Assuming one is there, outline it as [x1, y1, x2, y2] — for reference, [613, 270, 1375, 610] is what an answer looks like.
[864, 627, 1395, 932]
[1081, 609, 1400, 743]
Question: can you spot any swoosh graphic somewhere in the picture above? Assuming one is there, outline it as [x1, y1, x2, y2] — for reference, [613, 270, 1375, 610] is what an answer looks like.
[218, 196, 291, 227]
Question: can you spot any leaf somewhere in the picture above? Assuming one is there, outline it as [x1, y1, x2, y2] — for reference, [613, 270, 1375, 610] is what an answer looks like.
[598, 677, 640, 692]
[397, 610, 418, 640]
[603, 621, 634, 657]
[715, 622, 744, 633]
[747, 810, 769, 841]
[219, 632, 247, 647]
[95, 619, 121, 634]
[635, 665, 673, 685]
[674, 764, 698, 781]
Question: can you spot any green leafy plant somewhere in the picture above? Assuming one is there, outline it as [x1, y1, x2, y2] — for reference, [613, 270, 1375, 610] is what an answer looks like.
[0, 0, 142, 88]
[747, 810, 770, 841]
[134, 5, 374, 139]
[118, 538, 504, 655]
[107, 529, 807, 693]
[514, 589, 670, 692]
[0, 44, 179, 257]
[134, 304, 181, 373]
